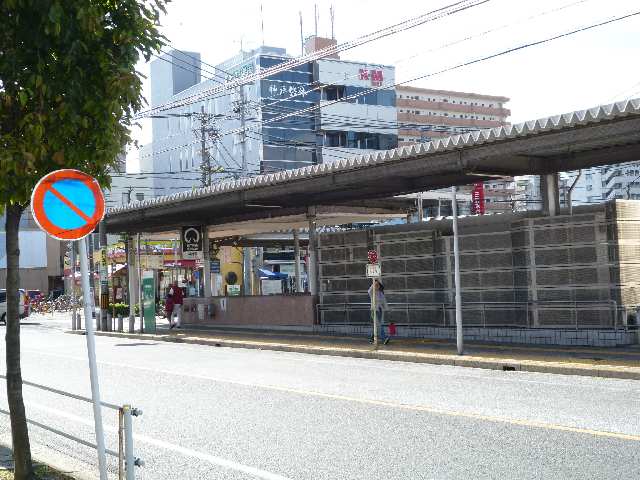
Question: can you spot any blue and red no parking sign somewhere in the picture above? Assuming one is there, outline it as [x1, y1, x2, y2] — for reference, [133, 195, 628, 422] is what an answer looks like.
[31, 169, 105, 240]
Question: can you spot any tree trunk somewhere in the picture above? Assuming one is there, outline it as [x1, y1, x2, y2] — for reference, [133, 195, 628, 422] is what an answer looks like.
[4, 204, 34, 479]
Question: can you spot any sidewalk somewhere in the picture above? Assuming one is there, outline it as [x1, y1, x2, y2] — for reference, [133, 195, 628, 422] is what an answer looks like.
[69, 326, 640, 380]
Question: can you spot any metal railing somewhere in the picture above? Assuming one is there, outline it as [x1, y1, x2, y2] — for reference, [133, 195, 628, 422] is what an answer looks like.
[317, 300, 634, 330]
[0, 375, 143, 479]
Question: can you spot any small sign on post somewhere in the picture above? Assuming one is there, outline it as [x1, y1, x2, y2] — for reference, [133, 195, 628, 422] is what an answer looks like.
[30, 169, 108, 480]
[181, 226, 203, 260]
[366, 263, 381, 278]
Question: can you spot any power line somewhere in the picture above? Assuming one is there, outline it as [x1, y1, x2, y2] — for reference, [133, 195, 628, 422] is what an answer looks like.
[134, 0, 490, 118]
[257, 0, 590, 116]
[158, 49, 227, 83]
[216, 10, 640, 140]
[135, 1, 588, 162]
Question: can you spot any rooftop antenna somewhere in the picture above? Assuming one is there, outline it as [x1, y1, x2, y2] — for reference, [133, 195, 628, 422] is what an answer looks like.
[260, 3, 265, 46]
[314, 4, 318, 37]
[299, 11, 304, 55]
[330, 5, 335, 39]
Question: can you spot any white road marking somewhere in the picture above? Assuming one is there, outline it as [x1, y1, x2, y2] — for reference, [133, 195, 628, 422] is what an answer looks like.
[7, 401, 294, 480]
[7, 350, 640, 440]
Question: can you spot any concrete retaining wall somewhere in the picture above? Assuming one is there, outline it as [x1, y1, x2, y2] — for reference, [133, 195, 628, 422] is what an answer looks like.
[182, 294, 317, 327]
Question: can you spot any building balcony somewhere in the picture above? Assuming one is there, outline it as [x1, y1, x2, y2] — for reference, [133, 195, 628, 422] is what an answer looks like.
[398, 112, 506, 129]
[396, 98, 510, 118]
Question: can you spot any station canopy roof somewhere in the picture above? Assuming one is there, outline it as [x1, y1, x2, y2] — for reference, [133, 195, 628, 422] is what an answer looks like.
[106, 99, 640, 235]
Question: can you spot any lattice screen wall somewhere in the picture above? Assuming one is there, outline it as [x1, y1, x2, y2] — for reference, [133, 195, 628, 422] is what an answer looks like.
[318, 200, 640, 327]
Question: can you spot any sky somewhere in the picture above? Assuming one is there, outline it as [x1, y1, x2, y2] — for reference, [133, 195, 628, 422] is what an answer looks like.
[127, 0, 640, 170]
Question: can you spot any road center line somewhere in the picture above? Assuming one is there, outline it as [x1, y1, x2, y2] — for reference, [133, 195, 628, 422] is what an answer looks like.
[19, 343, 640, 393]
[7, 401, 294, 480]
[15, 349, 640, 442]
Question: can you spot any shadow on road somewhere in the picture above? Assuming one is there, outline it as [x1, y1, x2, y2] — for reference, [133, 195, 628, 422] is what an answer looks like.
[114, 342, 159, 347]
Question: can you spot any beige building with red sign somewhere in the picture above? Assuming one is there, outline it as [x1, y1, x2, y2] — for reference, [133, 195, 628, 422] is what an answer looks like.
[396, 86, 516, 214]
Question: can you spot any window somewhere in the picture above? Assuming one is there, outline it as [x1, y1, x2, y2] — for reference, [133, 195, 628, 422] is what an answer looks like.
[324, 85, 345, 101]
[585, 173, 592, 181]
[586, 184, 593, 191]
[136, 193, 144, 201]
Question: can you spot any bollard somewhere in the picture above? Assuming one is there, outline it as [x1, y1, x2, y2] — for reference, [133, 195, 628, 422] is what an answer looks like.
[118, 315, 123, 332]
[123, 405, 135, 480]
[76, 313, 82, 330]
[123, 405, 143, 480]
[106, 313, 112, 332]
[128, 315, 135, 333]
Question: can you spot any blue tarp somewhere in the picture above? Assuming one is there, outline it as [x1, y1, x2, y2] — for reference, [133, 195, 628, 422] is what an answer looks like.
[258, 268, 288, 279]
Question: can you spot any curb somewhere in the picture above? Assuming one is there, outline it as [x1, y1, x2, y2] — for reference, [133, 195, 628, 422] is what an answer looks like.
[68, 330, 640, 381]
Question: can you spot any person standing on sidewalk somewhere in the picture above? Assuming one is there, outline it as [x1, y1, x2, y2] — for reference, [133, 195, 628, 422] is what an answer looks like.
[164, 292, 174, 325]
[169, 282, 183, 329]
[368, 279, 390, 344]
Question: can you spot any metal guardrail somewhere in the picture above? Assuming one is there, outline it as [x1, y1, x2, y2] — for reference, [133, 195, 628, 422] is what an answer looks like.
[0, 375, 143, 479]
[317, 300, 635, 331]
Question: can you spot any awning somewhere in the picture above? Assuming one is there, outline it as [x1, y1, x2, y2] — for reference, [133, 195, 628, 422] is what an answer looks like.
[258, 268, 288, 279]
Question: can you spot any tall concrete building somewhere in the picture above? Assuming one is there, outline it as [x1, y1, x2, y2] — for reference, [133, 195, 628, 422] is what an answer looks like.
[140, 37, 397, 198]
[600, 162, 640, 200]
[560, 167, 605, 207]
[396, 86, 510, 145]
[395, 86, 516, 214]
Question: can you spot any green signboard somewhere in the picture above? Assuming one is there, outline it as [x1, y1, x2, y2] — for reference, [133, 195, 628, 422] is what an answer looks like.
[142, 270, 156, 333]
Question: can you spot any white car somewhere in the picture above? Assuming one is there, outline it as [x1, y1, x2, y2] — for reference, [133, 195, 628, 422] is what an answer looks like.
[0, 289, 27, 324]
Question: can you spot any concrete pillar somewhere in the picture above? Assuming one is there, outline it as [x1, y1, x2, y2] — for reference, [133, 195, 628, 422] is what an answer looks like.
[541, 173, 560, 216]
[202, 227, 212, 298]
[243, 247, 252, 296]
[98, 221, 108, 331]
[527, 220, 539, 327]
[136, 233, 143, 334]
[293, 229, 303, 293]
[307, 211, 318, 295]
[126, 235, 137, 333]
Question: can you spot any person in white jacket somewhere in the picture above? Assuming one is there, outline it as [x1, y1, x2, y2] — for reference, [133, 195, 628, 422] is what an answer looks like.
[368, 279, 390, 344]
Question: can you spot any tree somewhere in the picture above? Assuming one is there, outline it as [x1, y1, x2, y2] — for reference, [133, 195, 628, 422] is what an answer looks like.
[0, 2, 167, 477]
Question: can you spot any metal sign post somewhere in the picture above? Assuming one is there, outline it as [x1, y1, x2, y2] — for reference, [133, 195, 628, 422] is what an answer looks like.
[79, 238, 108, 479]
[71, 242, 77, 330]
[452, 186, 464, 355]
[30, 169, 108, 479]
[366, 253, 380, 347]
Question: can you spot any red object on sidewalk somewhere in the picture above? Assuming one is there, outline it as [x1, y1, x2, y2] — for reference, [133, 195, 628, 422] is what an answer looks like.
[388, 323, 397, 335]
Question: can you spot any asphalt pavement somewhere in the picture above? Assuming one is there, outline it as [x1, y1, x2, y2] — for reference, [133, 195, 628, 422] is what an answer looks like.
[0, 313, 639, 479]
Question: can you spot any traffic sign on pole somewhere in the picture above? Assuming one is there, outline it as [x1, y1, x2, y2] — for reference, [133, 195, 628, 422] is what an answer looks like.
[366, 264, 381, 278]
[31, 169, 105, 241]
[31, 169, 108, 480]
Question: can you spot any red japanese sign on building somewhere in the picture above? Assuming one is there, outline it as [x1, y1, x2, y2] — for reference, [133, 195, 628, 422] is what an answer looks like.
[359, 68, 384, 87]
[472, 183, 485, 215]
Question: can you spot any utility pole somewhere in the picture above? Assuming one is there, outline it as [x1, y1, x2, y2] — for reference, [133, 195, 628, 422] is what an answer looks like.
[238, 84, 252, 294]
[200, 105, 210, 187]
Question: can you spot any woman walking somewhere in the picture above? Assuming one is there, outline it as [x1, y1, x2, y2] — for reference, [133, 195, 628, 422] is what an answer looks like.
[368, 279, 390, 344]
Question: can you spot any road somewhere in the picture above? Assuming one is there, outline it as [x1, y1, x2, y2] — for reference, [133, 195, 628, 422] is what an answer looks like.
[0, 313, 639, 479]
